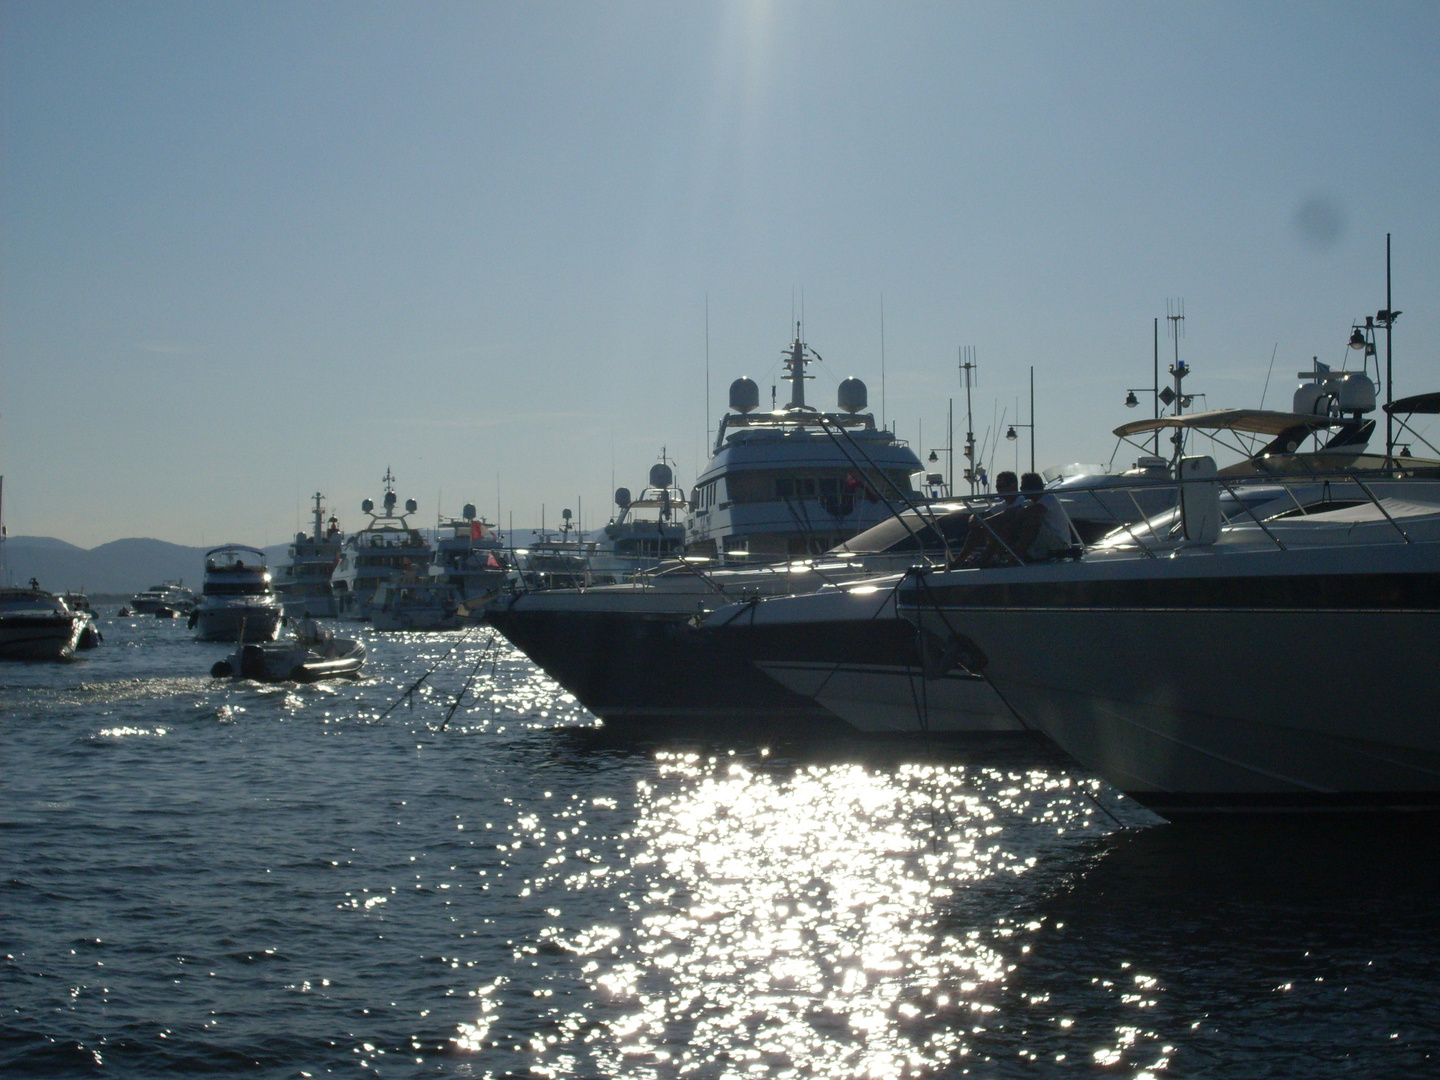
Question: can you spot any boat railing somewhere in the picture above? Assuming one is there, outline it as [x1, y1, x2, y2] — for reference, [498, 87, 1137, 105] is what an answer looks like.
[1036, 470, 1440, 558]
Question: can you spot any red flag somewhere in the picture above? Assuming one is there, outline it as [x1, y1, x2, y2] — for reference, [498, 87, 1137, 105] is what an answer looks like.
[471, 520, 483, 540]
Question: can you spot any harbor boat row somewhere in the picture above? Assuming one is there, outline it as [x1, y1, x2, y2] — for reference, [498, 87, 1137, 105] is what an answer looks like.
[6, 292, 1438, 808]
[481, 310, 1440, 809]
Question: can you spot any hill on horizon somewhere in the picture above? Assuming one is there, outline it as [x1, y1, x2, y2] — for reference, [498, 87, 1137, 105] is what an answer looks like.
[2, 536, 290, 596]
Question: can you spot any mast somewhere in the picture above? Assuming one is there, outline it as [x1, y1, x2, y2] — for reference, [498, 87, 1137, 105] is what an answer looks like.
[311, 493, 325, 542]
[960, 347, 978, 494]
[784, 324, 808, 409]
[1385, 232, 1394, 462]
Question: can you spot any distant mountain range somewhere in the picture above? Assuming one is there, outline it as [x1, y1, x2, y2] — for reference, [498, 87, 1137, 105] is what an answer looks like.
[1, 537, 290, 597]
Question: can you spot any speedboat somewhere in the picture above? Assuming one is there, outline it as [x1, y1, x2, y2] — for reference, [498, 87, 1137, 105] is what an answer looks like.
[898, 458, 1440, 808]
[210, 619, 365, 682]
[130, 580, 196, 615]
[331, 469, 432, 620]
[191, 546, 284, 642]
[0, 583, 84, 660]
[274, 492, 342, 618]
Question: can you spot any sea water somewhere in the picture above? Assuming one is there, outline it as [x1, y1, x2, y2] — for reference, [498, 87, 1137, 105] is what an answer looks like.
[2, 616, 1437, 1077]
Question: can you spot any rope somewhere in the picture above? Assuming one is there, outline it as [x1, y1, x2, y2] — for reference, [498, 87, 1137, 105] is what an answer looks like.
[437, 630, 498, 732]
[375, 624, 477, 720]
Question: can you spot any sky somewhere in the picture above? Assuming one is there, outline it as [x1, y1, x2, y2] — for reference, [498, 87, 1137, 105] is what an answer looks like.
[3, 0, 1439, 548]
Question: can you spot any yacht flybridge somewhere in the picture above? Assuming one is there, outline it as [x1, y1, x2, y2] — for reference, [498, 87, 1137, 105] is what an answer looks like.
[687, 330, 924, 559]
[331, 469, 432, 620]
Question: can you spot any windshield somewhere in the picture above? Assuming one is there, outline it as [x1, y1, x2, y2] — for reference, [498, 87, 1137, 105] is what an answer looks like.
[830, 504, 978, 554]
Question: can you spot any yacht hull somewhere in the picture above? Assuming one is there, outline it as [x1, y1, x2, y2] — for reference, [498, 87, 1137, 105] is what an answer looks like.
[705, 585, 1022, 735]
[194, 604, 284, 643]
[486, 598, 844, 736]
[904, 560, 1440, 806]
[0, 615, 82, 660]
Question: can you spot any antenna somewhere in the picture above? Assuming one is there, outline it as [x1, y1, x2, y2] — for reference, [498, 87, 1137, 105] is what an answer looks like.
[704, 294, 711, 447]
[879, 294, 887, 430]
[960, 346, 978, 494]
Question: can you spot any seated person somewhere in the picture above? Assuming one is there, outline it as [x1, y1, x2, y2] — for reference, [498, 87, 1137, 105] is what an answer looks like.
[950, 471, 1025, 567]
[1011, 472, 1073, 562]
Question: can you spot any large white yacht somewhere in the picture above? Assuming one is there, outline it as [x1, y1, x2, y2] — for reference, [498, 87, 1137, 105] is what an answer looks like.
[192, 546, 284, 642]
[588, 460, 688, 584]
[274, 492, 343, 618]
[431, 505, 510, 610]
[330, 470, 432, 621]
[687, 329, 925, 560]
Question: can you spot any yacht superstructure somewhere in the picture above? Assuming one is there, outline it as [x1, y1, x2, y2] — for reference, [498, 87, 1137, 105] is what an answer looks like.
[589, 460, 687, 583]
[331, 470, 431, 620]
[431, 505, 510, 610]
[687, 330, 924, 560]
[274, 492, 342, 618]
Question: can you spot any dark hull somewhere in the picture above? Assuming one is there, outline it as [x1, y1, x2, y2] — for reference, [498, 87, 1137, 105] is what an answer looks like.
[486, 603, 845, 737]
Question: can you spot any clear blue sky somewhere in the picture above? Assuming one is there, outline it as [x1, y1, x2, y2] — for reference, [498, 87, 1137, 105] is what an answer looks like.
[3, 1, 1438, 547]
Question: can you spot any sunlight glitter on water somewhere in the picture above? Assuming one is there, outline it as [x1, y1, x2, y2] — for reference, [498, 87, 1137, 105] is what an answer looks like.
[459, 750, 1148, 1077]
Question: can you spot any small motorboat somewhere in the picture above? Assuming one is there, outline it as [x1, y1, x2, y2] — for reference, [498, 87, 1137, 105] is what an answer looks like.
[210, 619, 365, 683]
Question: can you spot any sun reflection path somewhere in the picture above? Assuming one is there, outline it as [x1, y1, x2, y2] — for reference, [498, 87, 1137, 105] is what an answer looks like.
[457, 750, 1149, 1078]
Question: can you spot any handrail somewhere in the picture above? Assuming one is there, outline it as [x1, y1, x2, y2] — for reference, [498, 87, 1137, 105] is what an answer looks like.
[1215, 479, 1287, 550]
[1350, 476, 1412, 544]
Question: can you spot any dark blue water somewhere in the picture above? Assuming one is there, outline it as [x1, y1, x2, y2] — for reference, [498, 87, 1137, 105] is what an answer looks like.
[3, 616, 1438, 1077]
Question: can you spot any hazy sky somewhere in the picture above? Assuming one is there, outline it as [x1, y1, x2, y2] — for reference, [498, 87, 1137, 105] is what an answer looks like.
[4, 1, 1438, 547]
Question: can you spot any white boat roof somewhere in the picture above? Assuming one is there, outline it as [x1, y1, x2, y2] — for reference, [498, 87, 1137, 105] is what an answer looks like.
[1114, 408, 1339, 439]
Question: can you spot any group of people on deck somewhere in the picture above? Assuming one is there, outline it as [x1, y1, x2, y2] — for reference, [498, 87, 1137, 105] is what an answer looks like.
[951, 470, 1072, 568]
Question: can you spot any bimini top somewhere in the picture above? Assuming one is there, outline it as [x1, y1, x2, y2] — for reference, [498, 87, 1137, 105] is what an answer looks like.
[1385, 392, 1440, 415]
[205, 545, 269, 572]
[205, 545, 267, 560]
[1113, 408, 1341, 439]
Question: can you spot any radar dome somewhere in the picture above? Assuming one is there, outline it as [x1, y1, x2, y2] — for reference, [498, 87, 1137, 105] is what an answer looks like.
[383, 491, 397, 509]
[1337, 373, 1376, 414]
[729, 377, 760, 414]
[404, 498, 418, 514]
[562, 508, 572, 520]
[361, 498, 375, 513]
[463, 503, 476, 520]
[296, 532, 306, 545]
[615, 487, 632, 509]
[1293, 382, 1327, 416]
[837, 377, 868, 414]
[649, 462, 673, 488]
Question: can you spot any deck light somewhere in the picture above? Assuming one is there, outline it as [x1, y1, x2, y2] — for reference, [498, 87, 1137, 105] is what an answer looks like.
[1124, 390, 1139, 408]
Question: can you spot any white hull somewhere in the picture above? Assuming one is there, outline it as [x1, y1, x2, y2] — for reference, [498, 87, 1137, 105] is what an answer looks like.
[702, 580, 1022, 735]
[902, 498, 1440, 804]
[754, 661, 1021, 734]
[911, 605, 1440, 800]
